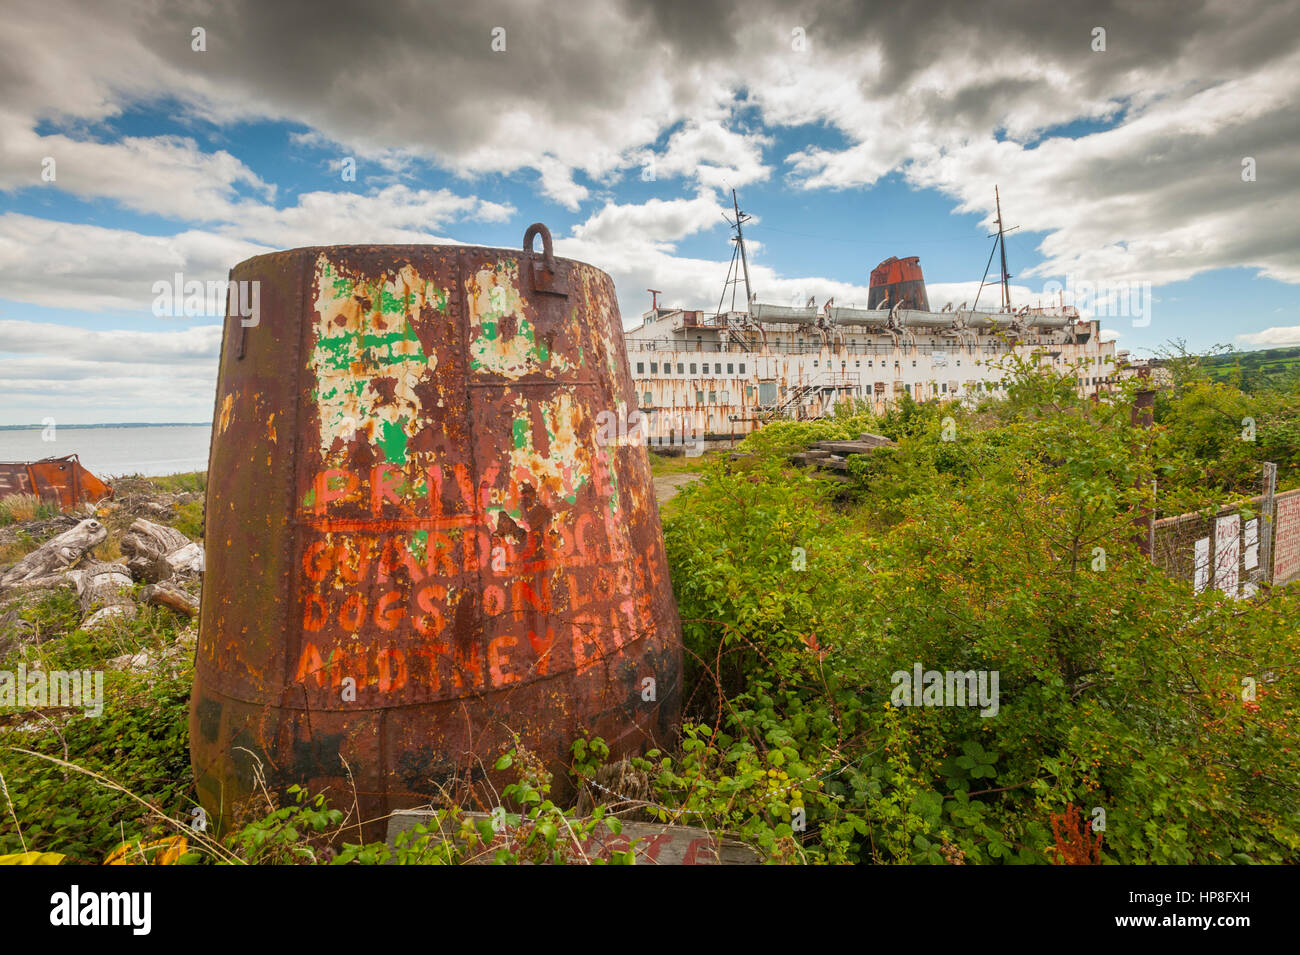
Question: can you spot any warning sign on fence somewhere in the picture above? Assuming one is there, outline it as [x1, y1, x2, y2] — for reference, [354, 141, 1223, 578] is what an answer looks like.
[1214, 513, 1240, 594]
[1273, 492, 1300, 587]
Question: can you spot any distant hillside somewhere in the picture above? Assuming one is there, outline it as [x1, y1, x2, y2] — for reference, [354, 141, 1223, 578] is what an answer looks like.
[1202, 346, 1300, 391]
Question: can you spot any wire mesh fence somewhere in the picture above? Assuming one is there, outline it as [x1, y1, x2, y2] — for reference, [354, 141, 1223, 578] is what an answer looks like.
[1150, 462, 1300, 595]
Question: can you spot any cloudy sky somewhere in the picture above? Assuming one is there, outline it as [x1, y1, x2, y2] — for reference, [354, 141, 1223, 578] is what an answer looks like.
[1, 0, 1298, 424]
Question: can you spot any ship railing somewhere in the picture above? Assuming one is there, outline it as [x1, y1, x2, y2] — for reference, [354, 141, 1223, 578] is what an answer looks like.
[623, 336, 1081, 357]
[758, 370, 862, 418]
[724, 319, 756, 352]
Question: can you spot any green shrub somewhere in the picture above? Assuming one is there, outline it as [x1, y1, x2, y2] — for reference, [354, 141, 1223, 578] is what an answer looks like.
[148, 472, 207, 495]
[170, 501, 205, 542]
[660, 359, 1300, 863]
[0, 672, 194, 863]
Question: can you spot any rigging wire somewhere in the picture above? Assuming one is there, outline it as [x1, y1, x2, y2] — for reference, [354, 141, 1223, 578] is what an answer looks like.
[970, 235, 1001, 313]
[754, 223, 993, 246]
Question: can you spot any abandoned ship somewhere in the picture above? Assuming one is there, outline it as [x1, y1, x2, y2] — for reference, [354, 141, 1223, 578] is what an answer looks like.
[624, 190, 1120, 445]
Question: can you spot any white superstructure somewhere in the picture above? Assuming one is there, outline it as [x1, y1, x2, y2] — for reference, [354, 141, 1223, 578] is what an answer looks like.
[625, 304, 1118, 443]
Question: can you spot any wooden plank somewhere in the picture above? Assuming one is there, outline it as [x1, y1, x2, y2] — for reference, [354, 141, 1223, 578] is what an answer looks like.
[812, 440, 891, 455]
[791, 450, 831, 464]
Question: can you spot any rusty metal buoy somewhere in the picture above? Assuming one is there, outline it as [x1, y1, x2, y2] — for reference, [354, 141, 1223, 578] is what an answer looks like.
[190, 225, 683, 833]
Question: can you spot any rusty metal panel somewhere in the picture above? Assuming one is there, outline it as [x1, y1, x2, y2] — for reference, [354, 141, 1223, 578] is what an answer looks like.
[190, 227, 682, 834]
[0, 455, 111, 508]
[0, 464, 35, 498]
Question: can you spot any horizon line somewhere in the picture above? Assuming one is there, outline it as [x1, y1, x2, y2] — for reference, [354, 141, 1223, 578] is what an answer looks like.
[0, 422, 212, 429]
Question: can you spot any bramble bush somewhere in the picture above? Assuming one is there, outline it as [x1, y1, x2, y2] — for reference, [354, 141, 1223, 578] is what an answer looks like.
[658, 359, 1300, 862]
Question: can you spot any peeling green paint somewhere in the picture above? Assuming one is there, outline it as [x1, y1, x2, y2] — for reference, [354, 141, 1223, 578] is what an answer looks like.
[313, 326, 423, 372]
[606, 458, 621, 516]
[409, 530, 428, 563]
[466, 263, 572, 378]
[485, 502, 524, 523]
[310, 255, 446, 465]
[378, 416, 410, 465]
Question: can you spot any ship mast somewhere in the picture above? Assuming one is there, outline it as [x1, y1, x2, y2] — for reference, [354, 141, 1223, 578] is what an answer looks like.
[732, 189, 754, 308]
[972, 186, 1020, 314]
[717, 189, 754, 316]
[994, 186, 1014, 311]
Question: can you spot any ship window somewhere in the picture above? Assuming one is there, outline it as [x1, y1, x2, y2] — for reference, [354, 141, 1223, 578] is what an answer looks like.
[643, 392, 652, 407]
[855, 361, 860, 367]
[739, 363, 746, 374]
[636, 362, 644, 374]
[696, 390, 704, 404]
[813, 360, 818, 367]
[956, 361, 961, 366]
[650, 362, 658, 373]
[690, 363, 697, 374]
[912, 360, 917, 367]
[709, 390, 717, 403]
[677, 363, 684, 374]
[727, 363, 734, 374]
[941, 383, 947, 393]
[715, 363, 722, 373]
[746, 386, 754, 398]
[905, 383, 912, 393]
[720, 391, 729, 404]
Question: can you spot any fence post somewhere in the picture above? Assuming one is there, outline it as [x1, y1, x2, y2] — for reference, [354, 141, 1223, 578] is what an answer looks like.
[1261, 462, 1278, 585]
[1148, 479, 1157, 557]
[1131, 382, 1156, 554]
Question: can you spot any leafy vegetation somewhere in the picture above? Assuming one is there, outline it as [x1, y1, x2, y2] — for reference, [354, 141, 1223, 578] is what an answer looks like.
[1152, 349, 1300, 502]
[653, 356, 1300, 863]
[0, 671, 193, 864]
[0, 476, 199, 863]
[2, 358, 1299, 864]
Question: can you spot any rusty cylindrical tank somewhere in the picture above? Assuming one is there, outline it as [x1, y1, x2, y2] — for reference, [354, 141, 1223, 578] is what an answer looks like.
[190, 225, 683, 834]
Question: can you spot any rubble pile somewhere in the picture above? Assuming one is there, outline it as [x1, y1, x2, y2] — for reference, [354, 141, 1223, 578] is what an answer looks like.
[0, 496, 204, 653]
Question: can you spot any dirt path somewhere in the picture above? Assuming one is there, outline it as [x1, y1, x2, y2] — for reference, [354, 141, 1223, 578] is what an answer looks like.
[653, 471, 702, 505]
